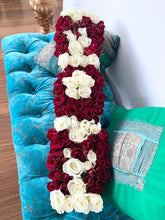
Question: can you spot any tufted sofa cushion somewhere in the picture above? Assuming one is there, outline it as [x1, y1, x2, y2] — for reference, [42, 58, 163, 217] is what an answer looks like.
[2, 33, 132, 220]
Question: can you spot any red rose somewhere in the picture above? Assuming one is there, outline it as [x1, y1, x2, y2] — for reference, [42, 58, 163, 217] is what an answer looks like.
[83, 176, 95, 188]
[88, 134, 99, 143]
[98, 128, 109, 140]
[84, 107, 94, 120]
[93, 115, 100, 124]
[53, 95, 65, 106]
[55, 110, 65, 117]
[92, 85, 103, 94]
[75, 100, 84, 111]
[88, 168, 96, 176]
[93, 101, 104, 108]
[60, 183, 69, 195]
[54, 44, 68, 57]
[92, 106, 104, 116]
[95, 149, 105, 159]
[83, 149, 89, 157]
[46, 155, 57, 170]
[47, 181, 60, 192]
[76, 111, 84, 121]
[93, 93, 106, 102]
[84, 41, 98, 55]
[81, 16, 92, 28]
[56, 16, 64, 28]
[48, 169, 61, 180]
[68, 141, 75, 149]
[82, 140, 94, 150]
[88, 184, 104, 194]
[61, 157, 67, 163]
[66, 97, 76, 105]
[53, 83, 65, 95]
[96, 159, 106, 168]
[71, 148, 85, 162]
[64, 65, 75, 74]
[96, 168, 110, 183]
[54, 32, 67, 44]
[55, 26, 65, 33]
[66, 104, 77, 116]
[47, 128, 57, 141]
[95, 77, 105, 87]
[83, 98, 92, 107]
[97, 20, 105, 30]
[84, 65, 96, 76]
[61, 172, 72, 183]
[104, 156, 110, 168]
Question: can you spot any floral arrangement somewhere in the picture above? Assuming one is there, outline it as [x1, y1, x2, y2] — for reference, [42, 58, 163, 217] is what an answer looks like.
[46, 7, 110, 215]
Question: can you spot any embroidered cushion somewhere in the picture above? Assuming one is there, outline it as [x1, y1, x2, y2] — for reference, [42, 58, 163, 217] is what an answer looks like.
[2, 33, 132, 219]
[103, 106, 165, 220]
[36, 31, 120, 75]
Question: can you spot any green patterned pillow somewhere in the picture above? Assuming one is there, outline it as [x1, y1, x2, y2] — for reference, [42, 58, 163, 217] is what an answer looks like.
[103, 106, 165, 220]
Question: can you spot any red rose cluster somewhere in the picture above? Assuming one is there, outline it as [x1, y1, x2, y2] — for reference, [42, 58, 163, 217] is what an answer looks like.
[47, 128, 110, 195]
[53, 64, 106, 122]
[54, 15, 105, 57]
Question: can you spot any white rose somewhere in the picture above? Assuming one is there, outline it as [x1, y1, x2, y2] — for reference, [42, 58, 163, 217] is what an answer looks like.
[64, 30, 76, 42]
[83, 161, 93, 171]
[80, 55, 88, 67]
[78, 87, 92, 99]
[80, 9, 88, 17]
[64, 195, 74, 213]
[80, 119, 91, 134]
[78, 27, 87, 37]
[72, 70, 85, 79]
[69, 128, 86, 143]
[74, 194, 90, 214]
[88, 54, 100, 69]
[72, 7, 82, 22]
[88, 193, 103, 213]
[87, 150, 97, 163]
[78, 36, 92, 48]
[88, 13, 99, 24]
[63, 158, 83, 177]
[50, 190, 65, 214]
[68, 40, 84, 56]
[90, 123, 101, 134]
[63, 148, 72, 158]
[60, 9, 73, 17]
[70, 115, 79, 128]
[67, 179, 86, 196]
[78, 74, 94, 88]
[65, 87, 80, 100]
[70, 55, 81, 67]
[58, 53, 70, 70]
[88, 77, 95, 88]
[62, 77, 78, 88]
[54, 116, 70, 132]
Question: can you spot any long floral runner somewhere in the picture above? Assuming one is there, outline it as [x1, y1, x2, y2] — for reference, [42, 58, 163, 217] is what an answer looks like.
[46, 7, 110, 214]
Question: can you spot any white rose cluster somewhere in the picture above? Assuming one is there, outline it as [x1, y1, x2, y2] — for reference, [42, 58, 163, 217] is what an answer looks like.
[54, 115, 101, 143]
[62, 150, 96, 174]
[60, 7, 99, 24]
[58, 53, 100, 70]
[62, 70, 95, 99]
[50, 189, 103, 214]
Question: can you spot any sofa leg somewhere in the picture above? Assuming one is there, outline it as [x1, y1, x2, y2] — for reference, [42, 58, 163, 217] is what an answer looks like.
[29, 0, 57, 34]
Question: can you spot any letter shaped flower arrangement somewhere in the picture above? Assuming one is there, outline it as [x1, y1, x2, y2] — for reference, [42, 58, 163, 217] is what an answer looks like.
[46, 8, 110, 215]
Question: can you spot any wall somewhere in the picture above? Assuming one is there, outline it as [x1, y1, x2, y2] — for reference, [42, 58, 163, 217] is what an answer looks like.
[63, 0, 165, 108]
